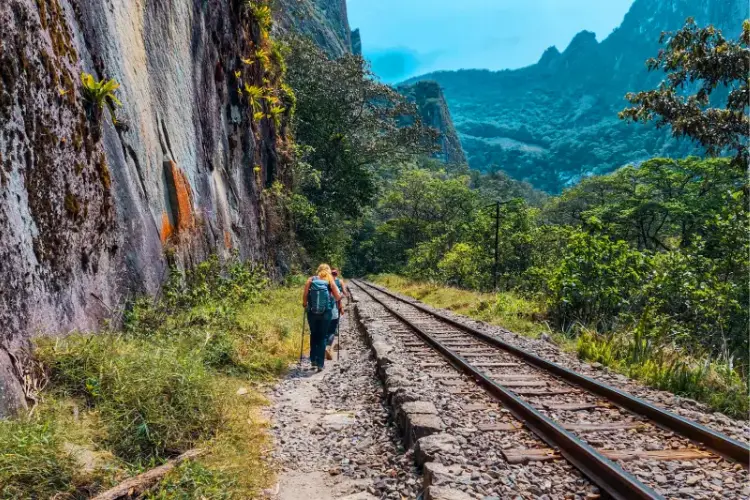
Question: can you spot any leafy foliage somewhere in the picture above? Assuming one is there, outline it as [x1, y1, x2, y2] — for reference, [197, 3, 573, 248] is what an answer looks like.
[354, 154, 748, 415]
[80, 72, 122, 123]
[620, 19, 750, 167]
[546, 231, 649, 330]
[3, 256, 306, 497]
[285, 37, 439, 263]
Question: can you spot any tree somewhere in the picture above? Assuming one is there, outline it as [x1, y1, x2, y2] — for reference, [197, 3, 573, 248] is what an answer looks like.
[620, 19, 750, 168]
[286, 38, 438, 220]
[546, 157, 744, 252]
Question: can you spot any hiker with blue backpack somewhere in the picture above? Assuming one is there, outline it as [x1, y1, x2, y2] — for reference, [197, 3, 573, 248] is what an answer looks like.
[302, 264, 344, 371]
[325, 269, 350, 360]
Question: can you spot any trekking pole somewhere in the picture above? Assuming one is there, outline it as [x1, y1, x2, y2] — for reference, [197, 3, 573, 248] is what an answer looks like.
[298, 309, 307, 366]
[336, 319, 341, 360]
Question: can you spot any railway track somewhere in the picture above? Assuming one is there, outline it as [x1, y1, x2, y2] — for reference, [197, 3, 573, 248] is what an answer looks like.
[352, 279, 749, 500]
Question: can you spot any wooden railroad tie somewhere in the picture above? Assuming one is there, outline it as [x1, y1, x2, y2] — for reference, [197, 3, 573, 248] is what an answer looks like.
[501, 447, 713, 464]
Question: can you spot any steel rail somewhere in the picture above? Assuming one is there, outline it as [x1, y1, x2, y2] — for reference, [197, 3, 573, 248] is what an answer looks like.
[352, 280, 663, 500]
[356, 280, 750, 465]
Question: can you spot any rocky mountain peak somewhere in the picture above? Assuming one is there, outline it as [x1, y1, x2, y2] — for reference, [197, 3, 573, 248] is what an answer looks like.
[564, 30, 599, 54]
[537, 46, 562, 68]
[399, 81, 467, 166]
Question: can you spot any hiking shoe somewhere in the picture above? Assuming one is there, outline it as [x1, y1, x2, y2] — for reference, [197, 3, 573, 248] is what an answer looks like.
[317, 365, 324, 372]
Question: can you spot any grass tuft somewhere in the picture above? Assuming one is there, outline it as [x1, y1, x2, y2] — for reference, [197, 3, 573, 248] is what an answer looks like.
[0, 419, 78, 499]
[37, 336, 223, 464]
[370, 274, 550, 338]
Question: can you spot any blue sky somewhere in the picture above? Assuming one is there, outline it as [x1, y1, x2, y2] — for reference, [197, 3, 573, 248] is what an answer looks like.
[348, 0, 635, 82]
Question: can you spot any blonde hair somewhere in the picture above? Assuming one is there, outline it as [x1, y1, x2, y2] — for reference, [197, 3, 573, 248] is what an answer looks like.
[316, 263, 333, 280]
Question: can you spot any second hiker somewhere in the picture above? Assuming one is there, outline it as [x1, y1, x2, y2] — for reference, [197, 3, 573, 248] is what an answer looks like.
[325, 269, 350, 360]
[302, 264, 344, 371]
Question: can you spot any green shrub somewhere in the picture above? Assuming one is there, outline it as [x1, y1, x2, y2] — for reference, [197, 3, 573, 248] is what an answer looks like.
[163, 255, 267, 311]
[576, 327, 748, 418]
[80, 73, 121, 124]
[0, 420, 77, 499]
[641, 249, 747, 364]
[437, 242, 485, 290]
[37, 336, 222, 464]
[547, 231, 649, 330]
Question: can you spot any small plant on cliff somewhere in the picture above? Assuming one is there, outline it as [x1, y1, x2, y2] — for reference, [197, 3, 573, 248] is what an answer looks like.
[270, 105, 286, 128]
[246, 1, 272, 37]
[81, 72, 122, 124]
[244, 84, 264, 113]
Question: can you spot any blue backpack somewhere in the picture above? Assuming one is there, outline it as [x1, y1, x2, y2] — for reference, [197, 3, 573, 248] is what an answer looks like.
[307, 276, 333, 315]
[334, 278, 344, 295]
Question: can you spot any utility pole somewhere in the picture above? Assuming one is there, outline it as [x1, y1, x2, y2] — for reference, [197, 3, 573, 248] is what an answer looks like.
[486, 199, 515, 291]
[493, 201, 500, 291]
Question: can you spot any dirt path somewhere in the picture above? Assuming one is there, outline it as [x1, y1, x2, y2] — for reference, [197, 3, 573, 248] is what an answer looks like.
[265, 312, 421, 500]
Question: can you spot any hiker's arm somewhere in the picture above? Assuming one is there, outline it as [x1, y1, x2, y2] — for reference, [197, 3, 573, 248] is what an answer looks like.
[302, 278, 312, 308]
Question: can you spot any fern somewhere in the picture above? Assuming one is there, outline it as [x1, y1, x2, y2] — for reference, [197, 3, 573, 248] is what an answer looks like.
[248, 3, 272, 34]
[244, 84, 264, 113]
[255, 48, 270, 68]
[81, 72, 122, 122]
[270, 105, 285, 127]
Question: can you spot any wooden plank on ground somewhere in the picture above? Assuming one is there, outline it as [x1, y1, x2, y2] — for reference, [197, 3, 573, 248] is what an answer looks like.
[430, 372, 461, 379]
[471, 362, 522, 368]
[496, 381, 548, 388]
[440, 379, 465, 387]
[460, 403, 489, 412]
[481, 374, 539, 381]
[445, 388, 475, 394]
[92, 449, 205, 500]
[512, 388, 578, 396]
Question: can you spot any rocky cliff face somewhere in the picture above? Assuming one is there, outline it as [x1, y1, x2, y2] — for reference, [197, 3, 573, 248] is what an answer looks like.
[274, 0, 354, 57]
[399, 81, 467, 166]
[351, 28, 362, 56]
[0, 0, 342, 417]
[408, 0, 748, 191]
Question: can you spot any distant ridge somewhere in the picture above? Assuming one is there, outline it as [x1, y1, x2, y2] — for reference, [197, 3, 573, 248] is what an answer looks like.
[407, 0, 748, 192]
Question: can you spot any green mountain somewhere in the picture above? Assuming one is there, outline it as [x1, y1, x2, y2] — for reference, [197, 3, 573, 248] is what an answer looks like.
[407, 0, 748, 192]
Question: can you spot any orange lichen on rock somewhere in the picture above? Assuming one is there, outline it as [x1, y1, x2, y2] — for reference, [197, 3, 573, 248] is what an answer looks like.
[160, 161, 196, 246]
[165, 161, 195, 232]
[160, 212, 174, 244]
